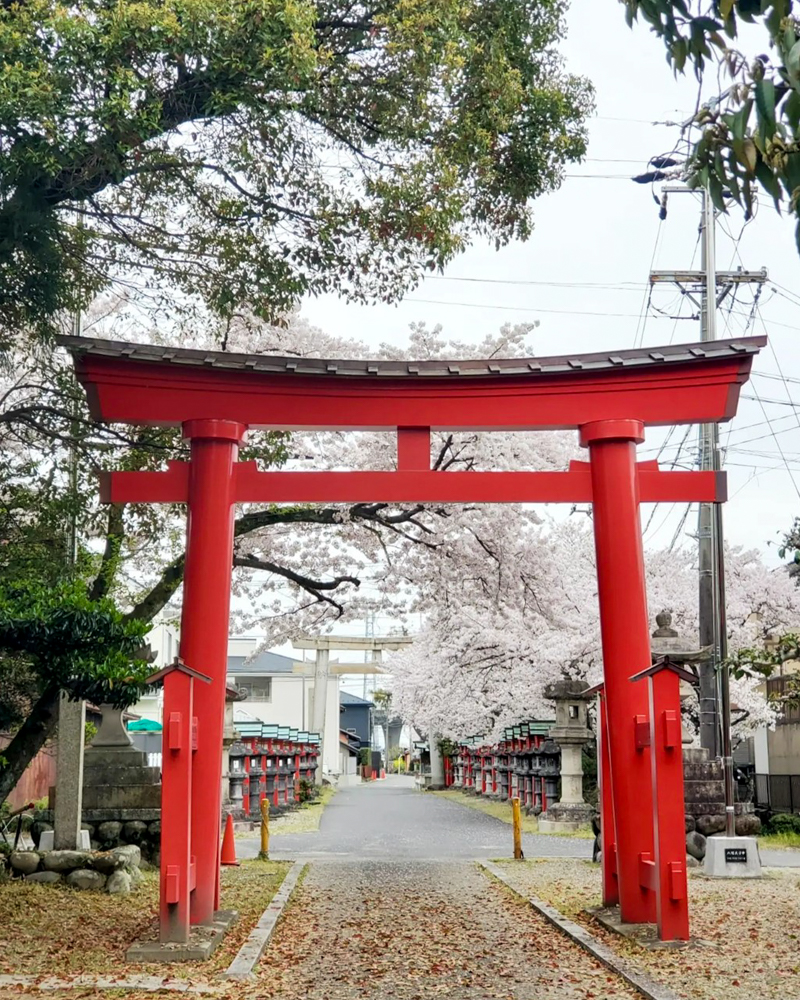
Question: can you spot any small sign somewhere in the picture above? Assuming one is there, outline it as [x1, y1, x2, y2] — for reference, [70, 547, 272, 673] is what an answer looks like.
[725, 847, 748, 864]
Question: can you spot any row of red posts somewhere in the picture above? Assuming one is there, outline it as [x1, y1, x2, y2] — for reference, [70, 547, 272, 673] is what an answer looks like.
[229, 722, 320, 815]
[442, 722, 562, 813]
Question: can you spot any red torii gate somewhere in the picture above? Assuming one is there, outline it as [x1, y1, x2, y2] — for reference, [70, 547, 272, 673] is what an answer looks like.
[60, 333, 764, 945]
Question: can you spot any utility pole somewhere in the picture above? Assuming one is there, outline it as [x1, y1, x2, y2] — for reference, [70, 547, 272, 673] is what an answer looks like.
[650, 188, 767, 761]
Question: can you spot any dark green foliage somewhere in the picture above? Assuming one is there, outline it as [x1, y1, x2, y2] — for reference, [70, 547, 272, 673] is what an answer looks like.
[621, 2, 800, 233]
[765, 811, 800, 835]
[0, 580, 152, 710]
[0, 0, 592, 343]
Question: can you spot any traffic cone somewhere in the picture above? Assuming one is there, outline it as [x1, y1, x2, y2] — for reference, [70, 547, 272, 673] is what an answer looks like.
[220, 813, 239, 866]
[380, 768, 386, 780]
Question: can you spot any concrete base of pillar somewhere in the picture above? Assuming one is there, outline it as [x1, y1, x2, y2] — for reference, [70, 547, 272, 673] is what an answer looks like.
[703, 835, 762, 878]
[539, 801, 594, 834]
[38, 829, 90, 851]
[126, 910, 239, 963]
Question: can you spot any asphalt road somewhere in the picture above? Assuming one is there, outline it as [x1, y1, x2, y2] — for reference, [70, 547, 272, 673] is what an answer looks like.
[238, 775, 594, 861]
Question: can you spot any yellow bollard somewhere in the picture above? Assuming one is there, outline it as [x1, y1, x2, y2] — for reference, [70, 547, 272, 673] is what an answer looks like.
[512, 796, 524, 860]
[258, 797, 270, 860]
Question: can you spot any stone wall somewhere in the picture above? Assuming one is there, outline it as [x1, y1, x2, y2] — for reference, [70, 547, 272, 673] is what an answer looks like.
[33, 810, 161, 864]
[7, 845, 143, 894]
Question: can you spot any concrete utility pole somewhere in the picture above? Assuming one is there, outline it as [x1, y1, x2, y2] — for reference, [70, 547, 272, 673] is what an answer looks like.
[650, 188, 767, 757]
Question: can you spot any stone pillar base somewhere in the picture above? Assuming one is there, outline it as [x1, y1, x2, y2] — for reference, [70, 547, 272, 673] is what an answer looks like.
[539, 801, 595, 834]
[703, 835, 762, 878]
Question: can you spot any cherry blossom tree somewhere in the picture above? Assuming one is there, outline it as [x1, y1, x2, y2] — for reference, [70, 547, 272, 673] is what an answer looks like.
[388, 519, 796, 744]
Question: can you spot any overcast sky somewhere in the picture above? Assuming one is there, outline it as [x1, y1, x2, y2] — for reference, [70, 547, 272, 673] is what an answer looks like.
[298, 1, 800, 575]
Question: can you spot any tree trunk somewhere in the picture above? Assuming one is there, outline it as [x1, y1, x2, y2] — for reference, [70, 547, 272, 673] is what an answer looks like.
[0, 684, 60, 806]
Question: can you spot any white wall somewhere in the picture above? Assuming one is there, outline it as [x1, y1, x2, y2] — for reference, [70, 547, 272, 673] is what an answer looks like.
[234, 673, 342, 775]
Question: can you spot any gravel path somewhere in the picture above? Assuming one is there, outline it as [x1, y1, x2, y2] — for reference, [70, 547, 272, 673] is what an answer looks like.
[496, 857, 800, 1000]
[255, 860, 639, 1000]
[238, 776, 592, 861]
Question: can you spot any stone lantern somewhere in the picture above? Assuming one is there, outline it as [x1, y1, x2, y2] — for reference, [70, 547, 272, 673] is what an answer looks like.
[538, 680, 595, 833]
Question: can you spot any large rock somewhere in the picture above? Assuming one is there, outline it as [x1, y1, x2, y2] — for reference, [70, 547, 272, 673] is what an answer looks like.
[111, 844, 141, 868]
[736, 814, 762, 836]
[65, 869, 106, 890]
[96, 821, 123, 844]
[26, 871, 62, 884]
[92, 851, 125, 874]
[42, 850, 92, 872]
[122, 820, 148, 843]
[128, 865, 144, 888]
[685, 814, 696, 834]
[686, 830, 707, 861]
[686, 855, 700, 868]
[9, 851, 40, 875]
[696, 814, 727, 837]
[106, 870, 132, 895]
[147, 820, 161, 839]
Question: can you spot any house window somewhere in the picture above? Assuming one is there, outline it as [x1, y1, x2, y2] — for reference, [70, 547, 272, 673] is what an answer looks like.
[251, 679, 272, 701]
[237, 683, 252, 698]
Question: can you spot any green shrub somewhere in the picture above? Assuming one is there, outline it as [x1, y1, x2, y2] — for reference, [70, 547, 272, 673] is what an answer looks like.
[766, 812, 800, 835]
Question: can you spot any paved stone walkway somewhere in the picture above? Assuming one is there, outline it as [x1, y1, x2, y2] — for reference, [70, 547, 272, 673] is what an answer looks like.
[238, 776, 594, 861]
[254, 859, 638, 999]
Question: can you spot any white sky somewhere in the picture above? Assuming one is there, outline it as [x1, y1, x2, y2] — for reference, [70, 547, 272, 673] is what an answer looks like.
[298, 1, 800, 571]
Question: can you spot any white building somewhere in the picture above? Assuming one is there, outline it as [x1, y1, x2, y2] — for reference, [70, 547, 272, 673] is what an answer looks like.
[133, 617, 180, 724]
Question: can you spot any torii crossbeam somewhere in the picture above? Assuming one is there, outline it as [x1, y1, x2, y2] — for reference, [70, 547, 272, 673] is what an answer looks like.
[59, 333, 765, 946]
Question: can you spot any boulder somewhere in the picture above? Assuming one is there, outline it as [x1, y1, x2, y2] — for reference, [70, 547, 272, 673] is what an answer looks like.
[685, 814, 696, 833]
[111, 844, 141, 868]
[128, 865, 144, 888]
[9, 851, 40, 875]
[736, 814, 762, 837]
[696, 814, 727, 837]
[25, 871, 62, 884]
[96, 821, 123, 845]
[147, 820, 161, 838]
[92, 851, 125, 874]
[122, 820, 148, 843]
[686, 855, 700, 868]
[686, 830, 707, 861]
[106, 870, 132, 895]
[65, 869, 106, 890]
[42, 850, 92, 872]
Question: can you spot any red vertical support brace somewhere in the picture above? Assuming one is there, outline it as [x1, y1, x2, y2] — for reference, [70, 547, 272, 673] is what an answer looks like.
[160, 671, 194, 942]
[181, 418, 245, 926]
[643, 667, 690, 940]
[597, 690, 619, 906]
[581, 419, 656, 925]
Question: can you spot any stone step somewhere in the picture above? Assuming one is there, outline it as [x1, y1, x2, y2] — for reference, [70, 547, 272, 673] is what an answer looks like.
[683, 779, 726, 802]
[683, 761, 724, 780]
[682, 747, 711, 763]
[83, 765, 161, 787]
[82, 786, 162, 810]
[685, 801, 750, 816]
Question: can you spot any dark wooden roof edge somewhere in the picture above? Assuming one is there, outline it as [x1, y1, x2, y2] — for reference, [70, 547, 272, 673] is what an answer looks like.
[55, 334, 767, 380]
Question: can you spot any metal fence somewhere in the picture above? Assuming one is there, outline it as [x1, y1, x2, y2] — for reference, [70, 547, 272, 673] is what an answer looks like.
[755, 773, 800, 813]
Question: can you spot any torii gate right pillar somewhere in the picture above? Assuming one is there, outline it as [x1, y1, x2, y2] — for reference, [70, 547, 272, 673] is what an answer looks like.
[582, 418, 657, 925]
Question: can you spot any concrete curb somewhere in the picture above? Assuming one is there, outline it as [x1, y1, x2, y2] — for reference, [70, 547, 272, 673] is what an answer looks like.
[224, 860, 305, 980]
[0, 975, 221, 993]
[479, 861, 681, 1000]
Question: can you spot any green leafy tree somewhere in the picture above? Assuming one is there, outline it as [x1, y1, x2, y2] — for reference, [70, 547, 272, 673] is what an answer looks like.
[0, 581, 152, 803]
[0, 0, 591, 343]
[621, 2, 800, 244]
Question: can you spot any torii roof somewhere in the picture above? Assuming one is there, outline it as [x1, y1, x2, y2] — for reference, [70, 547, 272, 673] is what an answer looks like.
[58, 334, 765, 432]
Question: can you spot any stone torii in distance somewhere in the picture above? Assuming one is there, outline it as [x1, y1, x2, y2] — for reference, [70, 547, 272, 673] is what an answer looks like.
[291, 634, 413, 783]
